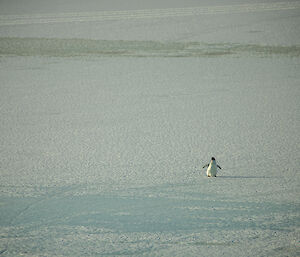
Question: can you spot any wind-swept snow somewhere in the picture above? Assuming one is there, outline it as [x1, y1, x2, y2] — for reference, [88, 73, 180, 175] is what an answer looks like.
[1, 2, 299, 26]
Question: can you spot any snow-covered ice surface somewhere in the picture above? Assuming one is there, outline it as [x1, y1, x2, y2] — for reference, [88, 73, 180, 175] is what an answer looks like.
[0, 0, 300, 256]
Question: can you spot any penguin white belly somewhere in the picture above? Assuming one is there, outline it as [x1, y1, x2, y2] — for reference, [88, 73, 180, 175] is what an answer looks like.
[207, 163, 217, 177]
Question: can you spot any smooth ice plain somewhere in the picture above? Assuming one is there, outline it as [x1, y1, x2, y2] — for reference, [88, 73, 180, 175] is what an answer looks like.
[0, 0, 300, 256]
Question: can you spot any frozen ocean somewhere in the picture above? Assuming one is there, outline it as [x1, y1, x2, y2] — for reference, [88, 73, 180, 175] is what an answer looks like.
[0, 0, 300, 256]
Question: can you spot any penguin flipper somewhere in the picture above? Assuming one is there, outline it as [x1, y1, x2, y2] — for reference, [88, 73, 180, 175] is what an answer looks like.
[203, 164, 209, 169]
[217, 165, 222, 169]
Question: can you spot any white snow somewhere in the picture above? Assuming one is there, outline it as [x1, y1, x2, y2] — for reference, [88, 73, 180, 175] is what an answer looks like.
[0, 0, 300, 256]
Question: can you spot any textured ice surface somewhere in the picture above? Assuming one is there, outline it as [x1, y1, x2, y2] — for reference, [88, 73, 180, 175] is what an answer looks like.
[0, 0, 300, 256]
[1, 54, 299, 257]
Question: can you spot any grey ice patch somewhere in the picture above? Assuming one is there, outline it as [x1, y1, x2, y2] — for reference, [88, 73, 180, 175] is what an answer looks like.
[1, 37, 300, 58]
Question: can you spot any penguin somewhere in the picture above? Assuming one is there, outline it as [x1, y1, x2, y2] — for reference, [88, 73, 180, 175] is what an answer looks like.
[203, 157, 222, 177]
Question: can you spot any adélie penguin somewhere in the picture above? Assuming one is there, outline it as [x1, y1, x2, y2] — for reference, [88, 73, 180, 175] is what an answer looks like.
[203, 157, 222, 177]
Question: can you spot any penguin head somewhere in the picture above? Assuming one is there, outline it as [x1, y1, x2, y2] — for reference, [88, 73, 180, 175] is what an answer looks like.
[211, 157, 215, 161]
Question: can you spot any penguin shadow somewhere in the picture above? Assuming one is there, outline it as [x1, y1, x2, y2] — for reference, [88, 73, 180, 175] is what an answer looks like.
[194, 168, 272, 179]
[219, 175, 272, 179]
